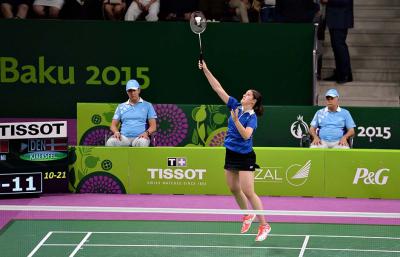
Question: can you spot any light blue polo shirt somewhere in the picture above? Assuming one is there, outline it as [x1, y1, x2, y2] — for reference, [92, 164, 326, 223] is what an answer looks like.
[224, 96, 258, 154]
[310, 106, 356, 142]
[113, 98, 157, 138]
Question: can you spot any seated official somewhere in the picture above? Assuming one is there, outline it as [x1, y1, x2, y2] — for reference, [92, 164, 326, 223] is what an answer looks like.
[105, 79, 157, 147]
[103, 0, 126, 20]
[309, 88, 355, 149]
[125, 0, 160, 21]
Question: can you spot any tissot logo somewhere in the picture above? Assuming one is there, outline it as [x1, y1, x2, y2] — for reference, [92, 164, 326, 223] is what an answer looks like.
[147, 168, 206, 180]
[0, 121, 67, 139]
[353, 168, 389, 185]
[146, 157, 207, 186]
[167, 157, 187, 167]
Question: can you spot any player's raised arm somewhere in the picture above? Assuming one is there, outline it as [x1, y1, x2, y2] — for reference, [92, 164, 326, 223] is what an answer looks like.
[199, 60, 229, 104]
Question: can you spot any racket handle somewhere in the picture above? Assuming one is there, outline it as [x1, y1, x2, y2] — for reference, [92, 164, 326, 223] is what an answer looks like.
[199, 52, 203, 70]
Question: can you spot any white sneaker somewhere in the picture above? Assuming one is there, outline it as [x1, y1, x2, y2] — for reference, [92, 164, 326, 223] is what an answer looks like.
[241, 214, 256, 233]
[255, 224, 271, 242]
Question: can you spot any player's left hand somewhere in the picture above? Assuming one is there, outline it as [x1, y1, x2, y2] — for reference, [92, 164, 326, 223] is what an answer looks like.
[230, 108, 239, 122]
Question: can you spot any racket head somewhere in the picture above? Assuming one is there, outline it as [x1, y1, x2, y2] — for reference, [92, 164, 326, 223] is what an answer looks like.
[190, 11, 207, 34]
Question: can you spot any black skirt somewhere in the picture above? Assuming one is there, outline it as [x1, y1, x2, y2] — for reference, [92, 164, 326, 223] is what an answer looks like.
[224, 148, 257, 171]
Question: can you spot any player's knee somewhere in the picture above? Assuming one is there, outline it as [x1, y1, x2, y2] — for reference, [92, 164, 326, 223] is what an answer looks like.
[228, 185, 241, 195]
[242, 189, 256, 199]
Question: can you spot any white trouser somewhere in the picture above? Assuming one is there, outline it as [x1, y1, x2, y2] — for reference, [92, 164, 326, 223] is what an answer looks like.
[310, 140, 349, 149]
[125, 0, 159, 21]
[106, 135, 150, 147]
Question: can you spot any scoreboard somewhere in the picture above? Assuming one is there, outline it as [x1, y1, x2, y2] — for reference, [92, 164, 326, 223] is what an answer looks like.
[0, 172, 42, 194]
[0, 121, 69, 197]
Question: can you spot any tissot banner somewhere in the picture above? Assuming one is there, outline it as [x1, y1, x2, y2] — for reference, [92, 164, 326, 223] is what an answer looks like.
[70, 146, 325, 196]
[70, 146, 399, 198]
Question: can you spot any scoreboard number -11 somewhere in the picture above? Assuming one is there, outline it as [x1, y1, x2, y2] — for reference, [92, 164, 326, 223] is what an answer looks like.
[0, 172, 42, 195]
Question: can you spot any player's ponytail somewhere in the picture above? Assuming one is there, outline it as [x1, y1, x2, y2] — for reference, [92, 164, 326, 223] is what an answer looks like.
[251, 89, 264, 117]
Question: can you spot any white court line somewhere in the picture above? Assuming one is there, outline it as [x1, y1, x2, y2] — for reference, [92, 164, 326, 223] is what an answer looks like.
[40, 243, 400, 253]
[50, 231, 400, 240]
[307, 247, 400, 253]
[44, 244, 77, 246]
[46, 243, 301, 250]
[36, 231, 400, 255]
[68, 232, 92, 257]
[27, 231, 53, 257]
[1, 205, 400, 219]
[298, 236, 309, 257]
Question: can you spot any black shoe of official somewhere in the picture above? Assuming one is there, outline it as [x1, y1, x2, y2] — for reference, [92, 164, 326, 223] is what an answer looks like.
[336, 74, 353, 84]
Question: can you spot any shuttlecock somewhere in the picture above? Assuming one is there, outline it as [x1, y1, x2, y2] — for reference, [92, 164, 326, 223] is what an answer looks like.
[195, 16, 202, 26]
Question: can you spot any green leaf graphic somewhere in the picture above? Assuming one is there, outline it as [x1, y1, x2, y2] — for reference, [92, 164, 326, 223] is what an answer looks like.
[198, 123, 206, 142]
[195, 105, 207, 122]
[213, 113, 227, 125]
[192, 128, 199, 145]
[78, 169, 85, 181]
[85, 156, 100, 168]
[191, 107, 200, 120]
[206, 125, 213, 136]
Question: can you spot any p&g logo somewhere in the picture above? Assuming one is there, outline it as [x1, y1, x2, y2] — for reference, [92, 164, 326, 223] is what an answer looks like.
[353, 168, 389, 185]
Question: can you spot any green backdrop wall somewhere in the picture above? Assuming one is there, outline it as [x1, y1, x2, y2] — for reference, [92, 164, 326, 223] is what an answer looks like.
[0, 19, 313, 118]
[77, 103, 400, 149]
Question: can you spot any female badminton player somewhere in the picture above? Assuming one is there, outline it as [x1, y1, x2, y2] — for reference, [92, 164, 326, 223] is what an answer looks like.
[198, 60, 271, 242]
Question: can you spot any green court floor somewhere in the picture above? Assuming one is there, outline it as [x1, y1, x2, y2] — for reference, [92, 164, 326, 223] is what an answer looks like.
[1, 220, 400, 257]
